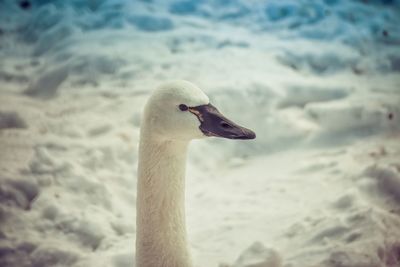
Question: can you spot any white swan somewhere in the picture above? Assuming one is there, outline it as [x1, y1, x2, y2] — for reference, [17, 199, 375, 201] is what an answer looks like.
[136, 80, 255, 267]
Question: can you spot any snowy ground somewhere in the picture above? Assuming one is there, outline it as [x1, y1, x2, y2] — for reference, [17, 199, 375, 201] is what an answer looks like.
[1, 0, 400, 266]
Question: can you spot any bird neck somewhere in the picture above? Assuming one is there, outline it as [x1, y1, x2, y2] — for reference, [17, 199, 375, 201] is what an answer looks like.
[136, 132, 192, 267]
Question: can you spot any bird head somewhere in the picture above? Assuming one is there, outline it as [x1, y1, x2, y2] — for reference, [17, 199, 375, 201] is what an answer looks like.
[143, 80, 256, 142]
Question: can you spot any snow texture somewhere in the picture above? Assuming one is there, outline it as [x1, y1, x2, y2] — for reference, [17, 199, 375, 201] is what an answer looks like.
[0, 0, 400, 266]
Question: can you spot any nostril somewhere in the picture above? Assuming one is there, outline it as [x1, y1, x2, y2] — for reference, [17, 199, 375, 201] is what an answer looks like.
[220, 121, 232, 129]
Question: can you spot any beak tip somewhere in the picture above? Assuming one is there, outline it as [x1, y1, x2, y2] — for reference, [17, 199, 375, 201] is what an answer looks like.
[245, 130, 256, 140]
[232, 129, 256, 140]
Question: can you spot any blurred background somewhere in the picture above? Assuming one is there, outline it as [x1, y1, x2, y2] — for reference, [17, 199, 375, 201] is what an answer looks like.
[0, 0, 400, 266]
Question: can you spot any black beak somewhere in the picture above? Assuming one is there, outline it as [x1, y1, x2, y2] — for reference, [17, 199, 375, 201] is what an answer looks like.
[188, 104, 256, 140]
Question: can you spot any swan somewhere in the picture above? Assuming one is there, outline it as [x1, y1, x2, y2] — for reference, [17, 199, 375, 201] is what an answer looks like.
[136, 80, 256, 267]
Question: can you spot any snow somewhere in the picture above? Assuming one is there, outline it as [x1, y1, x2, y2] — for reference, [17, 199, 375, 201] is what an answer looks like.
[0, 111, 27, 129]
[0, 0, 400, 266]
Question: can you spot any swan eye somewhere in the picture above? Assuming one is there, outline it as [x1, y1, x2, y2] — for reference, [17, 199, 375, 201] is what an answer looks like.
[178, 104, 188, 111]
